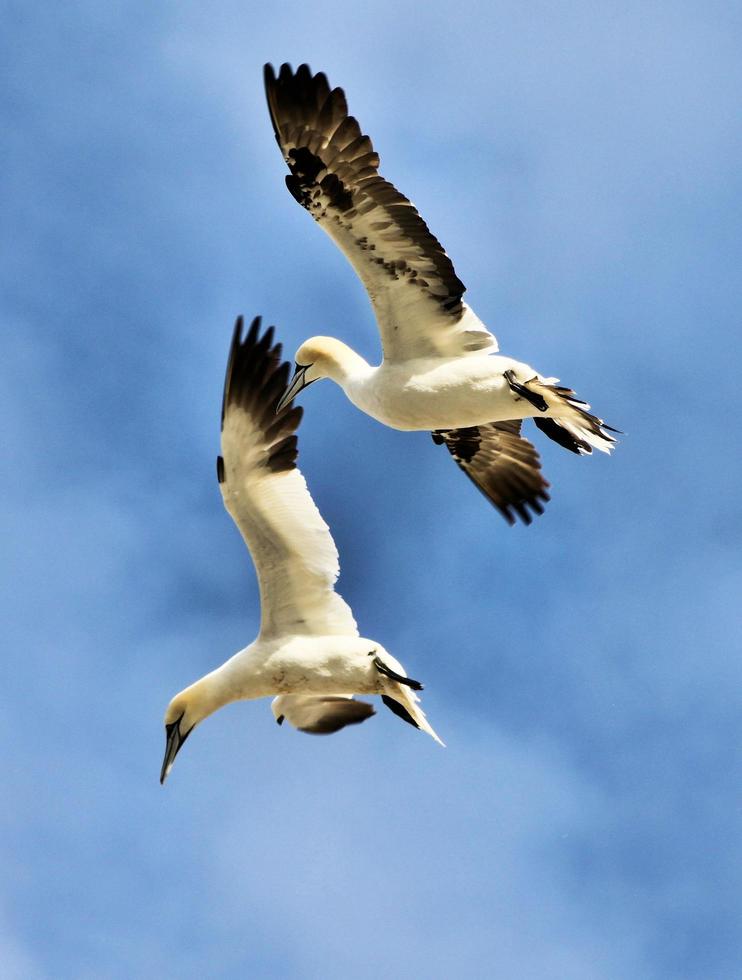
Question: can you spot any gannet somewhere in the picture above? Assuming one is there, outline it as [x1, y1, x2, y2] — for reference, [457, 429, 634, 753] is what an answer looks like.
[264, 63, 619, 525]
[160, 316, 442, 784]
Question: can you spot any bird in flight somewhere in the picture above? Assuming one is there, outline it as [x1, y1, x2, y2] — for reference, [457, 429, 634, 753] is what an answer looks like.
[160, 316, 442, 784]
[264, 63, 618, 526]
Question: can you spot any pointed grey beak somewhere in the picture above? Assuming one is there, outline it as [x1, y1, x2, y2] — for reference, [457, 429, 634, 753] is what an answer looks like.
[160, 715, 192, 785]
[275, 364, 310, 413]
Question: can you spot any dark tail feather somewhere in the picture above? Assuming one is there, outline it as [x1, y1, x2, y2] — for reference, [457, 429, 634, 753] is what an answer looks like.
[532, 381, 618, 455]
[533, 417, 591, 455]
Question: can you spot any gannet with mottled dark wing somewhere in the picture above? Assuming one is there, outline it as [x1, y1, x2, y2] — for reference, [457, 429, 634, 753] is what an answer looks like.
[265, 63, 618, 526]
[160, 316, 442, 784]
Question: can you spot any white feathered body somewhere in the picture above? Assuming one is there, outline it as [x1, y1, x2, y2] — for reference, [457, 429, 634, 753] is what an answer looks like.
[214, 636, 407, 699]
[344, 350, 546, 431]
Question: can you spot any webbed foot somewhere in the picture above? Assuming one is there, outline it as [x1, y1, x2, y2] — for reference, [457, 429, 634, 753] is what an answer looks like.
[372, 654, 423, 691]
[504, 370, 548, 412]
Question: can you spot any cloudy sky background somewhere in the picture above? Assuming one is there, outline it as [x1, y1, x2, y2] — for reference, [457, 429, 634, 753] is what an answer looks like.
[3, 1, 741, 977]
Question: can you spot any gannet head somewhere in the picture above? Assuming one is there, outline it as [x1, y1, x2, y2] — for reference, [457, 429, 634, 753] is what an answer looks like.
[160, 693, 198, 785]
[275, 336, 367, 412]
[160, 677, 224, 784]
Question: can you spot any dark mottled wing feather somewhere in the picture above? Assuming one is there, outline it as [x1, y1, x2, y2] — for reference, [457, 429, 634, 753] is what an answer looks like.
[220, 316, 358, 638]
[264, 62, 496, 361]
[432, 420, 550, 525]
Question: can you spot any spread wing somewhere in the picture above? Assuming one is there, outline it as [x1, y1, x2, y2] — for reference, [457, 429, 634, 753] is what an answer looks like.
[218, 316, 358, 639]
[264, 63, 497, 362]
[432, 421, 550, 525]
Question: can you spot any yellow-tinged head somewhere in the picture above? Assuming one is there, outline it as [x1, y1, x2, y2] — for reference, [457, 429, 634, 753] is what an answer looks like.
[295, 336, 359, 374]
[275, 336, 371, 412]
[160, 675, 227, 785]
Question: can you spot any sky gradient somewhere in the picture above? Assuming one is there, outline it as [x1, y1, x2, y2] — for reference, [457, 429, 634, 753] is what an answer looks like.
[3, 2, 742, 977]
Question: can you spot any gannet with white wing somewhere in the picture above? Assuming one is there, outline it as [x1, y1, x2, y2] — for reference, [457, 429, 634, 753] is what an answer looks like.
[265, 63, 619, 526]
[160, 316, 442, 784]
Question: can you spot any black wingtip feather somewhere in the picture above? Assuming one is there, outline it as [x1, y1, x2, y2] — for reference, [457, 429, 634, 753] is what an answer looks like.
[221, 314, 303, 473]
[262, 62, 467, 320]
[221, 317, 242, 429]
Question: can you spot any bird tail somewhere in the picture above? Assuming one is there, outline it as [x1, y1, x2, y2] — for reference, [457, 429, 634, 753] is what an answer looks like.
[388, 685, 445, 746]
[530, 379, 618, 455]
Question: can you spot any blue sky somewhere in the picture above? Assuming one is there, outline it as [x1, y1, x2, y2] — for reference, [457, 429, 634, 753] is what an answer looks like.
[3, 1, 741, 977]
